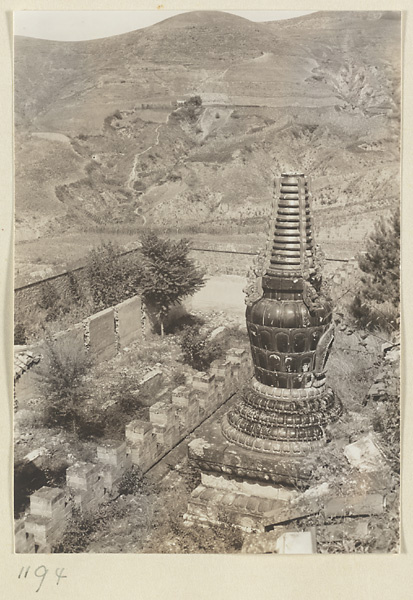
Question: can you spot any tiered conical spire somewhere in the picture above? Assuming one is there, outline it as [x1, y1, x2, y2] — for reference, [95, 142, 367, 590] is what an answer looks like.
[266, 173, 314, 279]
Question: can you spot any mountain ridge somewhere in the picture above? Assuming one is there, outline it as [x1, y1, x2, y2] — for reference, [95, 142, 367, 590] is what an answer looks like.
[14, 10, 400, 282]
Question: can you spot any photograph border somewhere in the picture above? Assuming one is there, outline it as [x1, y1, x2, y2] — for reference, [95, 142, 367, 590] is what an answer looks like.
[1, 1, 412, 598]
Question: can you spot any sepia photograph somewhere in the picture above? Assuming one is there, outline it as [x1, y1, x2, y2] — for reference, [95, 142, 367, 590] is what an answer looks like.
[13, 9, 401, 555]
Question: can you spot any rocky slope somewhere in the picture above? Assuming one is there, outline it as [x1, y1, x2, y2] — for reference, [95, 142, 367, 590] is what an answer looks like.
[14, 10, 400, 266]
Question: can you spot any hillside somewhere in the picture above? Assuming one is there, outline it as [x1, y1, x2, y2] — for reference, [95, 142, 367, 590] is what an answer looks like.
[14, 10, 401, 281]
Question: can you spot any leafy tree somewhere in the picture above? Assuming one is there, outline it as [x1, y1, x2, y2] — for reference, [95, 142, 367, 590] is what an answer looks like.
[351, 212, 400, 332]
[139, 233, 205, 336]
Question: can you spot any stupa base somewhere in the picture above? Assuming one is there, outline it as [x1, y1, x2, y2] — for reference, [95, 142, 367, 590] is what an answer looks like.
[185, 418, 321, 532]
[187, 405, 321, 489]
[221, 385, 342, 454]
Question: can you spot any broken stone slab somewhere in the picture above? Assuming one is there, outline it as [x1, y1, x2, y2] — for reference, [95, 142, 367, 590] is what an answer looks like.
[275, 530, 317, 554]
[23, 447, 48, 464]
[263, 500, 320, 527]
[385, 348, 400, 363]
[321, 519, 370, 542]
[344, 433, 384, 472]
[185, 484, 294, 533]
[323, 493, 385, 518]
[381, 342, 394, 354]
[209, 326, 226, 340]
[201, 472, 300, 502]
[138, 369, 164, 395]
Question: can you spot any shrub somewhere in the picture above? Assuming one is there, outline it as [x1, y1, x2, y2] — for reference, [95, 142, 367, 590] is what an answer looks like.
[185, 95, 202, 107]
[179, 326, 224, 371]
[117, 466, 147, 496]
[67, 270, 85, 306]
[14, 322, 27, 345]
[53, 509, 100, 553]
[350, 212, 400, 333]
[107, 372, 147, 415]
[171, 370, 187, 388]
[36, 336, 92, 434]
[85, 241, 142, 310]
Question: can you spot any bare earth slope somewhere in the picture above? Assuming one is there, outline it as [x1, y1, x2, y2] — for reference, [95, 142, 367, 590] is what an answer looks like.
[14, 10, 400, 277]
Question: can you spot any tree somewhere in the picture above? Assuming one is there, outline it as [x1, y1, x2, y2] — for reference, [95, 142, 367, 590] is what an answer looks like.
[351, 211, 400, 333]
[139, 233, 206, 336]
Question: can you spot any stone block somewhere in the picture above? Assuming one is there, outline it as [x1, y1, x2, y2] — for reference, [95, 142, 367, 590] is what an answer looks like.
[185, 484, 294, 533]
[139, 369, 163, 394]
[125, 419, 153, 444]
[367, 382, 387, 402]
[71, 476, 107, 511]
[117, 296, 142, 348]
[149, 401, 177, 428]
[89, 307, 117, 361]
[66, 463, 100, 492]
[200, 473, 300, 502]
[25, 514, 68, 547]
[275, 531, 316, 554]
[152, 423, 180, 448]
[322, 519, 370, 542]
[14, 518, 36, 553]
[171, 386, 195, 409]
[343, 434, 384, 472]
[192, 372, 216, 392]
[323, 494, 385, 518]
[29, 487, 67, 520]
[96, 440, 128, 467]
[241, 528, 286, 553]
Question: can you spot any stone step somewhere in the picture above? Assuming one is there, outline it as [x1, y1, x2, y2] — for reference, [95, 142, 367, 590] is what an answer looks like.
[185, 484, 316, 533]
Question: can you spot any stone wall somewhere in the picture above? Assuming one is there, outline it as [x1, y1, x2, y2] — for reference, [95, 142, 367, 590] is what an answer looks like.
[15, 440, 131, 553]
[14, 295, 145, 408]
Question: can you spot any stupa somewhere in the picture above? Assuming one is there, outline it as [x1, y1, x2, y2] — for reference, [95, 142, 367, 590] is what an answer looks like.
[185, 173, 342, 531]
[222, 172, 342, 454]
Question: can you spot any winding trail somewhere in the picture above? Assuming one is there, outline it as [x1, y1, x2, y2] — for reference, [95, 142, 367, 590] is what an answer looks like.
[127, 106, 183, 223]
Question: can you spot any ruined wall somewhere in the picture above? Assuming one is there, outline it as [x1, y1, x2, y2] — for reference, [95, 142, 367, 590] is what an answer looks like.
[15, 347, 253, 553]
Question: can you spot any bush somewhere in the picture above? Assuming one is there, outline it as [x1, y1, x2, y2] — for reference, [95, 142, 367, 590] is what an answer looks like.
[37, 281, 70, 322]
[179, 326, 224, 371]
[117, 466, 147, 496]
[85, 241, 142, 310]
[67, 270, 86, 306]
[36, 336, 92, 434]
[14, 322, 27, 345]
[350, 212, 400, 333]
[107, 372, 147, 416]
[171, 370, 187, 388]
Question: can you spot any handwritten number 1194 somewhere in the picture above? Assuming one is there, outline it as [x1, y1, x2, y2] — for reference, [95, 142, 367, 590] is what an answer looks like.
[18, 566, 67, 592]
